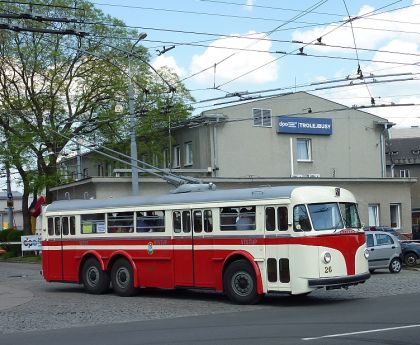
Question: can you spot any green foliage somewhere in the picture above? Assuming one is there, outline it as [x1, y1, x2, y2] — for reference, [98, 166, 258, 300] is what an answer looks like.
[0, 0, 193, 200]
[0, 229, 22, 257]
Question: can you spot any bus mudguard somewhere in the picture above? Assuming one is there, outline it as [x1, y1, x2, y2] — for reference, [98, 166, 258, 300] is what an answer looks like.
[108, 250, 140, 288]
[223, 251, 263, 295]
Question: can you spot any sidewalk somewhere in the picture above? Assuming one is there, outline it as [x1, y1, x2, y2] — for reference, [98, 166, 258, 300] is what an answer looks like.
[0, 284, 33, 311]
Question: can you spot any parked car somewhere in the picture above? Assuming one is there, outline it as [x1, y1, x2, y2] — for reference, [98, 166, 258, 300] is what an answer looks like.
[365, 230, 402, 273]
[365, 226, 400, 237]
[400, 241, 420, 267]
[364, 226, 420, 267]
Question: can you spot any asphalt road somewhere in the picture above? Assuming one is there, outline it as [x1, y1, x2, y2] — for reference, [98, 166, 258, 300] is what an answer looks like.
[1, 262, 420, 345]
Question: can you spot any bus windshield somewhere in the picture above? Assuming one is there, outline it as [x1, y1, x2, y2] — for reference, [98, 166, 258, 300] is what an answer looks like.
[307, 202, 361, 231]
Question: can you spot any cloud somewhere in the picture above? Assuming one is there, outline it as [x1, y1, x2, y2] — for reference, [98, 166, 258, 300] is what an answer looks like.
[152, 55, 185, 77]
[189, 31, 279, 87]
[292, 1, 420, 127]
[292, 1, 420, 52]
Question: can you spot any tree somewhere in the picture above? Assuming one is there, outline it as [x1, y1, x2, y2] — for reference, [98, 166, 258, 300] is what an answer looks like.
[0, 0, 193, 234]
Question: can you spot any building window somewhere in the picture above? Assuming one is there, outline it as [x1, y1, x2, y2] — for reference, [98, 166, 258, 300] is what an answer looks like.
[390, 204, 401, 229]
[97, 165, 104, 177]
[173, 145, 181, 168]
[400, 169, 410, 177]
[185, 142, 193, 166]
[297, 138, 311, 161]
[368, 204, 380, 227]
[162, 148, 169, 168]
[83, 168, 89, 178]
[253, 108, 272, 127]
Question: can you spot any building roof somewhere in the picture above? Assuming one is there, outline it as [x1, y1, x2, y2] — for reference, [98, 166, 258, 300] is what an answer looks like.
[390, 127, 420, 139]
[387, 137, 420, 165]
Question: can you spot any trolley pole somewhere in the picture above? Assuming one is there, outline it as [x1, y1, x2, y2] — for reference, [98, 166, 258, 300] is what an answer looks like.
[5, 162, 14, 229]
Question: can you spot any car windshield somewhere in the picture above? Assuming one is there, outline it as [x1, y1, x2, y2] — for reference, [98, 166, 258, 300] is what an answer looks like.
[307, 202, 361, 231]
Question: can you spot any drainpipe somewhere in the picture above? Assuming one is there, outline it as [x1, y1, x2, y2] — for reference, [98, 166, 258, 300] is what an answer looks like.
[290, 137, 294, 176]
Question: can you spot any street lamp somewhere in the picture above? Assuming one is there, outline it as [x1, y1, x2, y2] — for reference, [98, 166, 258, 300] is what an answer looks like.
[128, 32, 147, 196]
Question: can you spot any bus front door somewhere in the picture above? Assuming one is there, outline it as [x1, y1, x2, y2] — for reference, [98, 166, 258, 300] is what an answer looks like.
[173, 210, 194, 287]
[264, 206, 291, 292]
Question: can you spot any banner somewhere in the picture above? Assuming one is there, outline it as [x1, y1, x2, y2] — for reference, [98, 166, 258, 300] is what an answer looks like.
[21, 235, 42, 252]
[277, 116, 332, 135]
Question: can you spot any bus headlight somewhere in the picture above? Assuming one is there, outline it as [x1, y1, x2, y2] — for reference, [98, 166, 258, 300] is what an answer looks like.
[364, 248, 370, 259]
[322, 252, 332, 264]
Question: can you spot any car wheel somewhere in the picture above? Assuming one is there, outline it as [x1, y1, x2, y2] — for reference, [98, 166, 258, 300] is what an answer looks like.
[111, 258, 137, 297]
[389, 258, 402, 273]
[81, 258, 110, 294]
[223, 260, 262, 304]
[404, 253, 418, 267]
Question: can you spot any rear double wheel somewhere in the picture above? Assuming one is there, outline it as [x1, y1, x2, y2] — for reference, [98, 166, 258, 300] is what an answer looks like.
[81, 258, 110, 294]
[111, 258, 137, 297]
[223, 260, 262, 304]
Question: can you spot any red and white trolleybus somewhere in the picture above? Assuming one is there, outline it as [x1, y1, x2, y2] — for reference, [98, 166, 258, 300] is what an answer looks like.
[41, 185, 370, 304]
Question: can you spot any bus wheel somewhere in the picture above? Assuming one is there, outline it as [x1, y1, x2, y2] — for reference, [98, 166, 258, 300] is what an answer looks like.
[81, 258, 110, 294]
[224, 260, 261, 304]
[111, 258, 136, 297]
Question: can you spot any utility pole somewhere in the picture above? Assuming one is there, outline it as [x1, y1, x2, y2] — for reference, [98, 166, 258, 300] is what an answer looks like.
[5, 162, 14, 229]
[128, 32, 147, 196]
[128, 59, 139, 196]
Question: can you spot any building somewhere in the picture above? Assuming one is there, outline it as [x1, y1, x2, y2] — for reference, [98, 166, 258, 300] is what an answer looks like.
[0, 191, 23, 230]
[387, 127, 420, 234]
[53, 92, 414, 234]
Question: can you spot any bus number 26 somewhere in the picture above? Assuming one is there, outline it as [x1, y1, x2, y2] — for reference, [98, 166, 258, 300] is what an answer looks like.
[324, 266, 332, 273]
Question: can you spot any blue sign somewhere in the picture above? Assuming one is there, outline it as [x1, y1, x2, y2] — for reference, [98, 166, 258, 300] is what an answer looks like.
[277, 116, 332, 135]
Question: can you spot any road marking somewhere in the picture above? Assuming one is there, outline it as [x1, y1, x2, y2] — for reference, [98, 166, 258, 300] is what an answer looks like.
[302, 324, 420, 341]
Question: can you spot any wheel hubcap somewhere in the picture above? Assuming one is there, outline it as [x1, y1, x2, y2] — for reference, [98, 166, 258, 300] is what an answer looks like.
[407, 256, 416, 265]
[392, 261, 401, 271]
[116, 267, 130, 289]
[87, 267, 99, 286]
[232, 271, 253, 296]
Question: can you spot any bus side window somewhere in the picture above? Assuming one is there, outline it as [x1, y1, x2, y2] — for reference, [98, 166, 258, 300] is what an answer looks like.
[265, 207, 275, 231]
[236, 206, 255, 230]
[150, 211, 165, 232]
[204, 210, 213, 233]
[47, 218, 54, 236]
[173, 211, 181, 233]
[293, 205, 311, 232]
[193, 210, 202, 233]
[70, 216, 76, 235]
[54, 217, 61, 236]
[220, 208, 238, 231]
[182, 211, 191, 233]
[278, 207, 288, 231]
[62, 217, 69, 236]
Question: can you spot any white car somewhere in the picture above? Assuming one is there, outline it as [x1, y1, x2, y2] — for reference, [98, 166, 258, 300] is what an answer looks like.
[365, 230, 402, 273]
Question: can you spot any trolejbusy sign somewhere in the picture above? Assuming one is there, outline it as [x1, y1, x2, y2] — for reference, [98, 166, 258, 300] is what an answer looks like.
[277, 116, 332, 135]
[21, 235, 42, 251]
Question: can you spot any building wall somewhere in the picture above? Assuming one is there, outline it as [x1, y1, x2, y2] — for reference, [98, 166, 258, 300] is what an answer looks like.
[201, 93, 386, 178]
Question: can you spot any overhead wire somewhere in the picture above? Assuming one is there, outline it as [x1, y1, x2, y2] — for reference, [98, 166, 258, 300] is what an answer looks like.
[214, 0, 403, 89]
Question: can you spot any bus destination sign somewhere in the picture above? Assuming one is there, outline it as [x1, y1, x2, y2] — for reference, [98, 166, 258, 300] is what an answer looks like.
[277, 116, 332, 135]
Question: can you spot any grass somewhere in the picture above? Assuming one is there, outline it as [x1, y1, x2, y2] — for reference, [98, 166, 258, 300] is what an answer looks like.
[0, 253, 42, 263]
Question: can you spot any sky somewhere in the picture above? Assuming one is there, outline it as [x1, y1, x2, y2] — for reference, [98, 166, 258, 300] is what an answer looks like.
[92, 0, 420, 128]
